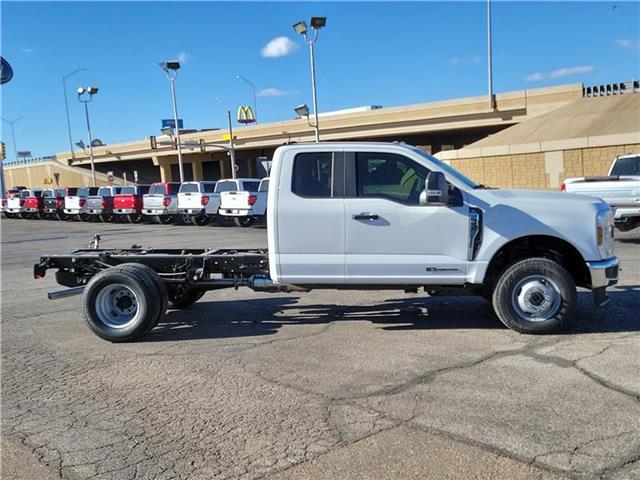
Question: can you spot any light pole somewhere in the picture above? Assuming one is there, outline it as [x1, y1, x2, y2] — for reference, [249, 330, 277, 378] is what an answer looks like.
[160, 61, 185, 182]
[0, 115, 22, 161]
[487, 0, 495, 110]
[77, 87, 98, 186]
[62, 68, 86, 158]
[235, 74, 257, 124]
[293, 16, 326, 142]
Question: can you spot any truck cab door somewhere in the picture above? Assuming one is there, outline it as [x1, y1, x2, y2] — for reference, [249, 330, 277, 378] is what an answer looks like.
[344, 150, 470, 285]
[274, 149, 345, 284]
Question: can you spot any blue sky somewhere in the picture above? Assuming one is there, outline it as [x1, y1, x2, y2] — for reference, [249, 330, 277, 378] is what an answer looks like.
[1, 1, 639, 159]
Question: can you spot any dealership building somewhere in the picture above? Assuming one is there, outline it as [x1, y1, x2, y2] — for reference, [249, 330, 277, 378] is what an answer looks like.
[4, 81, 639, 190]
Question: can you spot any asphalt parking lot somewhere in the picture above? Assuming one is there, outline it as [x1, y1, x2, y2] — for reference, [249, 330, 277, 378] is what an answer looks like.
[1, 218, 639, 480]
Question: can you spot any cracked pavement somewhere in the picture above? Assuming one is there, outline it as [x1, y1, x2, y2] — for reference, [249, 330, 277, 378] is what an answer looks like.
[1, 219, 639, 479]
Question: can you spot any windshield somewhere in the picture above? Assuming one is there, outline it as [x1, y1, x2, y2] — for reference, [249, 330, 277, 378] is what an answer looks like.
[410, 147, 479, 189]
[611, 156, 640, 176]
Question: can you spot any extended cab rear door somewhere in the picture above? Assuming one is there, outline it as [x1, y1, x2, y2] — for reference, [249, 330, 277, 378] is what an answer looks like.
[274, 148, 345, 284]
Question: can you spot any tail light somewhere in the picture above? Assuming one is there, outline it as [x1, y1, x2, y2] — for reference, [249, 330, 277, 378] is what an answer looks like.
[201, 196, 210, 206]
[2, 199, 6, 207]
[248, 195, 257, 206]
[56, 198, 64, 208]
[163, 197, 171, 207]
[102, 198, 108, 207]
[79, 199, 86, 207]
[560, 182, 566, 192]
[19, 199, 25, 206]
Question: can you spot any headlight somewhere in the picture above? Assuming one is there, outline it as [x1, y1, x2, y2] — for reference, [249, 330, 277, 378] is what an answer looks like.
[596, 207, 614, 258]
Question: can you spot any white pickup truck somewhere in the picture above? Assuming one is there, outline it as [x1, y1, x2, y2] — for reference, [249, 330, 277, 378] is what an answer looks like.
[562, 153, 640, 231]
[36, 142, 619, 342]
[219, 178, 269, 227]
[216, 178, 262, 226]
[176, 181, 218, 226]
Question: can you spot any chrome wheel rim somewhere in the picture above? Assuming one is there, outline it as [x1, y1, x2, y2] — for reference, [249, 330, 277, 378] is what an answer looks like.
[95, 284, 140, 328]
[511, 275, 561, 322]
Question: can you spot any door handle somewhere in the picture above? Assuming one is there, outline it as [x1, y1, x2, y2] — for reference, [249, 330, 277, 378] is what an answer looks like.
[352, 212, 379, 220]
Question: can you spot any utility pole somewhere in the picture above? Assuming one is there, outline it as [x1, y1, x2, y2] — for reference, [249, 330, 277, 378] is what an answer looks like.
[487, 0, 495, 110]
[227, 110, 237, 179]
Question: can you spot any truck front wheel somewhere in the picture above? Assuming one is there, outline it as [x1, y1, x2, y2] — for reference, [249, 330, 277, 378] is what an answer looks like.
[82, 264, 166, 342]
[492, 258, 575, 334]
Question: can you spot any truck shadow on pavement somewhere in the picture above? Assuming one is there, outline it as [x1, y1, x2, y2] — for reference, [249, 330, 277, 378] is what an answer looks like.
[145, 285, 640, 342]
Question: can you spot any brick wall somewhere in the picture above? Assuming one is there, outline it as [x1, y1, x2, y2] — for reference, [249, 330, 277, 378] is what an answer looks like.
[450, 143, 640, 189]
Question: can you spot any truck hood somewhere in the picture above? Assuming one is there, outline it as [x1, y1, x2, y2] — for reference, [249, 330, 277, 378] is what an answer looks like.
[468, 188, 609, 262]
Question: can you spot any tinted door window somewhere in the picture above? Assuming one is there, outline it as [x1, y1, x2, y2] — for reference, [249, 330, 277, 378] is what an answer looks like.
[355, 152, 430, 205]
[292, 152, 333, 198]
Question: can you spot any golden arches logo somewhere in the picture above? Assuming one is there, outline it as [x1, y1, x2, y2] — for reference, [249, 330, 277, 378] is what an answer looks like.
[237, 105, 256, 124]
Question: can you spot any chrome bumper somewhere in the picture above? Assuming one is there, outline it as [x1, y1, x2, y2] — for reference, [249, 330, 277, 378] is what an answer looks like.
[114, 208, 137, 214]
[586, 257, 620, 289]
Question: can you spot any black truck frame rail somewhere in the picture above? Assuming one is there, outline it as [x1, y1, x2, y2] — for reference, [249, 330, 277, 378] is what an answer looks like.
[34, 247, 271, 291]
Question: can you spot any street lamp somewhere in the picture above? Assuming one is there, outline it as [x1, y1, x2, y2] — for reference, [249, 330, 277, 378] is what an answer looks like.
[160, 60, 185, 182]
[0, 115, 23, 161]
[77, 86, 99, 186]
[62, 68, 86, 158]
[293, 16, 326, 142]
[235, 74, 258, 124]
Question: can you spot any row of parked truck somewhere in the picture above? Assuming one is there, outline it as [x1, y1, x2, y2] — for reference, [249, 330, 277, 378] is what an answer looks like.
[2, 177, 269, 227]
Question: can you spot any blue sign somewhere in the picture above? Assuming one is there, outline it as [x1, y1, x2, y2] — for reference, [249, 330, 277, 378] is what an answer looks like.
[0, 57, 14, 85]
[162, 119, 183, 130]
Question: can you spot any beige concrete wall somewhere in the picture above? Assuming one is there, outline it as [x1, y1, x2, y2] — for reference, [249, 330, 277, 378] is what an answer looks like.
[449, 143, 640, 189]
[4, 161, 121, 189]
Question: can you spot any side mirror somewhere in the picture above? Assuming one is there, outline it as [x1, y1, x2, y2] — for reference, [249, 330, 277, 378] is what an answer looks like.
[420, 171, 450, 206]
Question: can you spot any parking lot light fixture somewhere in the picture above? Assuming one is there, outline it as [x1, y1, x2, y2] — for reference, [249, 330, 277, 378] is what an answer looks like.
[77, 86, 98, 186]
[293, 16, 326, 142]
[159, 60, 185, 182]
[294, 104, 310, 118]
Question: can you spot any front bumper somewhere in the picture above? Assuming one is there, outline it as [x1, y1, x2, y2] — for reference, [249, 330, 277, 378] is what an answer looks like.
[587, 257, 620, 289]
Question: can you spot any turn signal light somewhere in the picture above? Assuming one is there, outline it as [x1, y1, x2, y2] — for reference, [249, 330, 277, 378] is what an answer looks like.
[597, 225, 604, 246]
[201, 196, 210, 206]
[248, 195, 257, 206]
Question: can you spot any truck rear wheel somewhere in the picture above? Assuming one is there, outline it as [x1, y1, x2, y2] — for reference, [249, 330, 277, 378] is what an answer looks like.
[492, 258, 575, 334]
[82, 264, 166, 342]
[126, 213, 143, 223]
[192, 215, 209, 226]
[234, 217, 254, 228]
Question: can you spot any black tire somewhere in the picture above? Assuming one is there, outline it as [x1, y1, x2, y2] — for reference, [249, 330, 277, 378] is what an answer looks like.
[99, 214, 114, 223]
[168, 287, 206, 308]
[217, 216, 234, 227]
[492, 258, 576, 334]
[56, 211, 68, 221]
[126, 213, 143, 224]
[82, 264, 164, 342]
[192, 215, 209, 226]
[78, 213, 91, 222]
[234, 217, 254, 228]
[5, 213, 17, 219]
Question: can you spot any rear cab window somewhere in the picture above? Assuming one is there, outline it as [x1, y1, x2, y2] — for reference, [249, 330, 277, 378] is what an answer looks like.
[611, 156, 640, 176]
[179, 183, 200, 193]
[98, 187, 111, 196]
[120, 186, 136, 195]
[148, 184, 164, 195]
[215, 180, 238, 193]
[241, 181, 260, 192]
[292, 152, 334, 198]
[258, 179, 269, 192]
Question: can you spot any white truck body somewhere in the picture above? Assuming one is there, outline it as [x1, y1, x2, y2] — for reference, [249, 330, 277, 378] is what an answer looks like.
[267, 142, 616, 290]
[64, 187, 98, 215]
[177, 181, 218, 217]
[563, 153, 640, 231]
[6, 189, 30, 214]
[219, 178, 268, 220]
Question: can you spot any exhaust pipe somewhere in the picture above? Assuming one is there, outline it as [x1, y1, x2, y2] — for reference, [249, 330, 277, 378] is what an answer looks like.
[48, 286, 85, 300]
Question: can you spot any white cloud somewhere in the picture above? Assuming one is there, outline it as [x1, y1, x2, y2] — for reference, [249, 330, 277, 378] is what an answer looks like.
[177, 51, 191, 63]
[257, 87, 299, 97]
[20, 48, 34, 54]
[526, 65, 594, 82]
[616, 38, 640, 52]
[448, 55, 482, 66]
[261, 37, 298, 58]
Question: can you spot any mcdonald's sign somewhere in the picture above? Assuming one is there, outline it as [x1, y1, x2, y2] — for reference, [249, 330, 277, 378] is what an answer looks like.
[237, 105, 256, 124]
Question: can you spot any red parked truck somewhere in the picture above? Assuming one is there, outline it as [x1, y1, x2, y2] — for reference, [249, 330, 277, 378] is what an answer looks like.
[113, 185, 150, 223]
